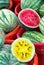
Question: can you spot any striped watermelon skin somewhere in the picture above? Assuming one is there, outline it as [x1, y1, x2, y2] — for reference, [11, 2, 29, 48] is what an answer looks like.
[0, 0, 10, 9]
[39, 4, 44, 16]
[0, 51, 10, 65]
[21, 0, 41, 11]
[22, 31, 44, 42]
[0, 29, 5, 51]
[2, 44, 11, 53]
[39, 17, 44, 35]
[0, 9, 18, 33]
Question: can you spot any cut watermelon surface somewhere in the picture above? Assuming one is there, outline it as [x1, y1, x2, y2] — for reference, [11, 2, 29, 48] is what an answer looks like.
[11, 38, 35, 62]
[18, 9, 40, 29]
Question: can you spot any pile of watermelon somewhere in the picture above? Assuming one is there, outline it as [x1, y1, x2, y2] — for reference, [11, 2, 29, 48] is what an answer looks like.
[0, 0, 44, 65]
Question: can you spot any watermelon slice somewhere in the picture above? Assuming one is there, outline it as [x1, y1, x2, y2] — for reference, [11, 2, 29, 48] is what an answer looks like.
[11, 38, 35, 62]
[18, 9, 40, 30]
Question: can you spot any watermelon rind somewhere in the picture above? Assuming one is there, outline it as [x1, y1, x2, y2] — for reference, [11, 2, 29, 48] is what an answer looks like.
[0, 29, 5, 50]
[39, 17, 44, 35]
[21, 0, 42, 11]
[22, 31, 44, 42]
[0, 9, 18, 33]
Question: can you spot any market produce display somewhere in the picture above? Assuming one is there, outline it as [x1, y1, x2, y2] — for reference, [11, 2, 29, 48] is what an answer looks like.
[0, 9, 18, 33]
[0, 0, 44, 65]
[18, 9, 40, 30]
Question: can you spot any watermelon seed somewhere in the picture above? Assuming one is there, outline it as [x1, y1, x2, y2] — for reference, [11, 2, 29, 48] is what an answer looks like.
[19, 42, 22, 46]
[28, 47, 32, 50]
[25, 44, 28, 46]
[22, 41, 24, 43]
[16, 46, 20, 50]
[21, 52, 24, 58]
[25, 53, 27, 57]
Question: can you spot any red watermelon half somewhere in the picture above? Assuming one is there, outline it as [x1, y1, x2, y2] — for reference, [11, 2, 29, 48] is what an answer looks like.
[18, 9, 40, 30]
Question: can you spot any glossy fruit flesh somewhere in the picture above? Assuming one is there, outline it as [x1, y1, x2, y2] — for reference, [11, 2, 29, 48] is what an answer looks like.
[11, 38, 35, 62]
[19, 9, 40, 28]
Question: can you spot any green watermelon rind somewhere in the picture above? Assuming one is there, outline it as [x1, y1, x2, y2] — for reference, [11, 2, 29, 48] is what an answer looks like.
[0, 51, 10, 65]
[0, 29, 5, 50]
[2, 44, 11, 53]
[39, 4, 44, 16]
[39, 17, 44, 35]
[0, 0, 10, 9]
[21, 0, 41, 11]
[0, 9, 18, 32]
[22, 31, 44, 42]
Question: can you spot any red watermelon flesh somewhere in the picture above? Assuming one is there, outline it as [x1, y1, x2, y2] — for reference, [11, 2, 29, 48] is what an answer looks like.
[19, 9, 40, 28]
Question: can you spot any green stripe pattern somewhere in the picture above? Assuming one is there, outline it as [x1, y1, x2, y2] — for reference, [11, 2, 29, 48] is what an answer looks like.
[0, 0, 10, 9]
[0, 51, 10, 65]
[22, 31, 44, 42]
[39, 17, 44, 35]
[2, 44, 11, 53]
[0, 9, 18, 33]
[0, 29, 5, 51]
[21, 0, 41, 11]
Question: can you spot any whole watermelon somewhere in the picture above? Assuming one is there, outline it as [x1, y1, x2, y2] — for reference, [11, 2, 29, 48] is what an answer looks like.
[0, 51, 10, 65]
[2, 44, 11, 53]
[0, 0, 10, 9]
[0, 9, 18, 33]
[22, 31, 44, 42]
[39, 17, 44, 35]
[39, 4, 44, 16]
[21, 0, 41, 11]
[0, 29, 5, 51]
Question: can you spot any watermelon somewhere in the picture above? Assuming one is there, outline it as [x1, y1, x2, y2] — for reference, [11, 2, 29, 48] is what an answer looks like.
[39, 4, 44, 16]
[11, 38, 35, 62]
[18, 9, 40, 30]
[10, 54, 27, 65]
[0, 9, 18, 33]
[22, 31, 44, 42]
[0, 29, 5, 51]
[39, 17, 44, 35]
[21, 0, 41, 11]
[0, 0, 10, 9]
[0, 51, 10, 65]
[2, 44, 11, 53]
